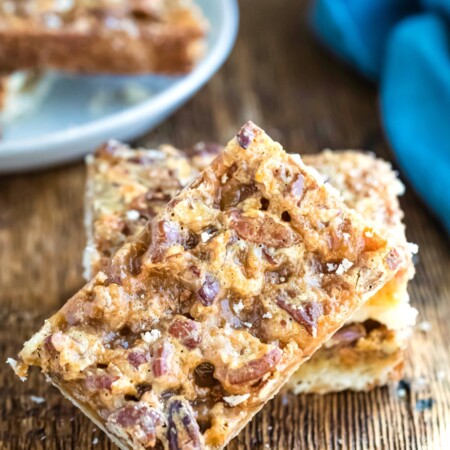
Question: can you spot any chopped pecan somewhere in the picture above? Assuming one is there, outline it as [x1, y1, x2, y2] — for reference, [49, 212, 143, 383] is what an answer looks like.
[262, 248, 277, 265]
[229, 212, 299, 248]
[220, 348, 282, 385]
[85, 374, 118, 392]
[103, 264, 123, 286]
[236, 122, 256, 149]
[108, 403, 163, 448]
[168, 317, 202, 349]
[152, 342, 173, 377]
[147, 220, 182, 263]
[150, 220, 199, 260]
[220, 299, 243, 328]
[328, 323, 366, 347]
[183, 232, 199, 250]
[197, 274, 220, 306]
[189, 265, 201, 278]
[44, 332, 67, 353]
[276, 296, 323, 336]
[127, 223, 152, 275]
[127, 351, 150, 369]
[290, 173, 304, 198]
[167, 398, 202, 450]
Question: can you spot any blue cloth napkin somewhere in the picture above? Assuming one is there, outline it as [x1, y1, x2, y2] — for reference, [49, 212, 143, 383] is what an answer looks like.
[311, 0, 450, 235]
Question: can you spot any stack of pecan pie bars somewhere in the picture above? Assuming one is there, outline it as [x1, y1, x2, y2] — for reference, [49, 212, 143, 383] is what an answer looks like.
[11, 122, 417, 449]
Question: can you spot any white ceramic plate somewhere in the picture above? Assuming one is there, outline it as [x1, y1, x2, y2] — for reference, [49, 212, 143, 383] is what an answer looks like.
[0, 0, 239, 173]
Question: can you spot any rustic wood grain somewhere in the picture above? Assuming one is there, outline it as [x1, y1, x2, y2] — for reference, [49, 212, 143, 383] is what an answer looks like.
[1, 0, 449, 449]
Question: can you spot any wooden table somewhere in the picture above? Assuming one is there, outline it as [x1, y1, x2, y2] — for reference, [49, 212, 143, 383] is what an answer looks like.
[1, 1, 449, 449]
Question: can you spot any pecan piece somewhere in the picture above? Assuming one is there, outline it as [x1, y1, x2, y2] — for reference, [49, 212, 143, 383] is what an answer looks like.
[229, 212, 298, 248]
[167, 398, 202, 450]
[152, 342, 173, 377]
[236, 122, 256, 149]
[44, 332, 67, 353]
[108, 402, 163, 448]
[128, 351, 150, 369]
[220, 348, 282, 385]
[276, 296, 323, 337]
[327, 323, 366, 347]
[148, 220, 182, 263]
[169, 317, 202, 349]
[290, 173, 304, 198]
[197, 274, 220, 306]
[127, 222, 152, 275]
[85, 374, 119, 392]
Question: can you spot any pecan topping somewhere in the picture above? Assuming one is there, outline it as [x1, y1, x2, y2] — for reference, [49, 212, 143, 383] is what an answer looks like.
[85, 374, 118, 392]
[152, 342, 173, 377]
[197, 274, 220, 306]
[127, 351, 150, 369]
[262, 248, 277, 265]
[127, 223, 152, 275]
[220, 348, 282, 385]
[328, 323, 366, 347]
[290, 173, 304, 198]
[149, 220, 181, 262]
[167, 398, 202, 450]
[169, 317, 202, 349]
[236, 122, 256, 149]
[108, 403, 163, 448]
[276, 296, 323, 336]
[44, 332, 67, 353]
[229, 212, 298, 248]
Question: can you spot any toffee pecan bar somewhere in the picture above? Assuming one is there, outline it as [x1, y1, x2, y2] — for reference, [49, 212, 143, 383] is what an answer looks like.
[288, 150, 417, 393]
[83, 141, 220, 279]
[0, 0, 207, 75]
[84, 145, 417, 394]
[12, 122, 407, 450]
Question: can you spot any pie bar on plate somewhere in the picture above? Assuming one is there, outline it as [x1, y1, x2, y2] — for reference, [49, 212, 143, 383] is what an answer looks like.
[84, 144, 417, 394]
[0, 0, 207, 75]
[11, 123, 407, 450]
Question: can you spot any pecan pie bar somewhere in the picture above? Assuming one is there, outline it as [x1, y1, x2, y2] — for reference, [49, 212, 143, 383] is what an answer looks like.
[12, 123, 406, 450]
[288, 150, 417, 393]
[84, 146, 417, 394]
[0, 0, 207, 74]
[83, 141, 220, 279]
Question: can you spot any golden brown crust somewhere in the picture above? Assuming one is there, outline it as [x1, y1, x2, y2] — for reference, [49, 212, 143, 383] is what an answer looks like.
[14, 122, 406, 450]
[0, 0, 207, 74]
[287, 321, 409, 394]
